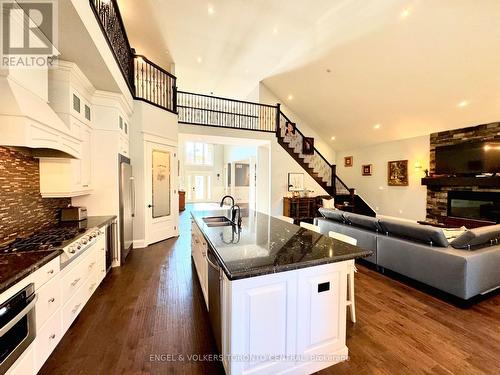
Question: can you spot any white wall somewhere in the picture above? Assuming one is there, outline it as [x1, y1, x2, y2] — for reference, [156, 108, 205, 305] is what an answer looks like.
[131, 101, 179, 247]
[258, 83, 336, 164]
[335, 135, 430, 221]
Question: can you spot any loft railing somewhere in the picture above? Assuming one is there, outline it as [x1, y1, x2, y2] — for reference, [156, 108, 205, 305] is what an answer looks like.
[90, 0, 177, 112]
[134, 55, 177, 113]
[177, 91, 277, 132]
[90, 0, 135, 92]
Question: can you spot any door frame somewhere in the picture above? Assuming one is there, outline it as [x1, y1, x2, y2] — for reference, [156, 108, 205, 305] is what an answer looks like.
[144, 139, 179, 246]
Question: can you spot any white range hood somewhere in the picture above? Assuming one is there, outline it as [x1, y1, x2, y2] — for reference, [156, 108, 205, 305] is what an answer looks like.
[0, 75, 81, 158]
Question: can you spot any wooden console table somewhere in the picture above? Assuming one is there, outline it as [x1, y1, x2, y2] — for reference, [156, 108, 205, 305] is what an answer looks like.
[283, 197, 317, 223]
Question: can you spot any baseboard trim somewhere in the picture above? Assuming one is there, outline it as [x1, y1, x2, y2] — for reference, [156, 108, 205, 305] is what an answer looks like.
[133, 239, 147, 248]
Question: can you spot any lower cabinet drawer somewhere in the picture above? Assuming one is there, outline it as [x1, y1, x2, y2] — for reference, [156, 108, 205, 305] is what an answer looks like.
[34, 309, 63, 373]
[6, 344, 34, 375]
[62, 280, 87, 332]
[36, 274, 62, 329]
[32, 257, 60, 291]
[61, 248, 94, 302]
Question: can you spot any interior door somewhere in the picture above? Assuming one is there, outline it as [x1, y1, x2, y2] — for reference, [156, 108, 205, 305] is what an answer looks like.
[145, 142, 178, 245]
[186, 172, 212, 202]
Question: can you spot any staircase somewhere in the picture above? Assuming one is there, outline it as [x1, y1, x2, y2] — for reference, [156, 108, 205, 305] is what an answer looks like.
[276, 111, 376, 217]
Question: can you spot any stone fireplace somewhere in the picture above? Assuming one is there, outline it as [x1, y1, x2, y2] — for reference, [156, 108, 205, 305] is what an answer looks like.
[426, 122, 500, 224]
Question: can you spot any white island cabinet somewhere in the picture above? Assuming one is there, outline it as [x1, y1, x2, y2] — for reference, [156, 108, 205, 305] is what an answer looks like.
[191, 215, 356, 375]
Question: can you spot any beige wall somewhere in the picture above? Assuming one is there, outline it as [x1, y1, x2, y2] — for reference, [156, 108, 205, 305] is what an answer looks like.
[335, 135, 430, 221]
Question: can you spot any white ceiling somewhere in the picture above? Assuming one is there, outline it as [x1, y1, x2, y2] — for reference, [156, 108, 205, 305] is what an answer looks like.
[120, 0, 500, 150]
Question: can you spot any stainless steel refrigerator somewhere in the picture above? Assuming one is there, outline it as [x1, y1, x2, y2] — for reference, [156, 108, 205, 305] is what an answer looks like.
[119, 155, 135, 264]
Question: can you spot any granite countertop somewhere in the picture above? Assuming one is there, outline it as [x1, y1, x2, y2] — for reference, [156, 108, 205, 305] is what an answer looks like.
[191, 209, 372, 280]
[0, 250, 62, 294]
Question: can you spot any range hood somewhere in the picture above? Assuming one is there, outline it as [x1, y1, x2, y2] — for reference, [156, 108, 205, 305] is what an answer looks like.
[0, 76, 80, 159]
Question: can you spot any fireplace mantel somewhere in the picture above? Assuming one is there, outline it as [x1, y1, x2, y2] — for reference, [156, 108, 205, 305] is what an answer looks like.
[422, 176, 500, 187]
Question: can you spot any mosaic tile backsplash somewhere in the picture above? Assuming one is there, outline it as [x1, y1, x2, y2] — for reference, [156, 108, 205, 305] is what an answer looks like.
[0, 146, 71, 245]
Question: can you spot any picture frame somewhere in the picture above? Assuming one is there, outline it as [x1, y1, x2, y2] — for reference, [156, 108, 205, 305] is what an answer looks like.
[284, 121, 296, 136]
[362, 164, 372, 176]
[387, 160, 409, 186]
[302, 137, 314, 155]
[344, 156, 353, 167]
[288, 173, 304, 191]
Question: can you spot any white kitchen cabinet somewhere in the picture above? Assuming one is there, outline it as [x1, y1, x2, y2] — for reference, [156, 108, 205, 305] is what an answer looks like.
[6, 345, 34, 375]
[34, 309, 63, 373]
[39, 120, 93, 197]
[191, 220, 209, 307]
[35, 274, 62, 329]
[221, 260, 349, 375]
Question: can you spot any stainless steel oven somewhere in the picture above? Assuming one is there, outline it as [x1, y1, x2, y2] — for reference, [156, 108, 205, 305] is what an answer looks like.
[0, 284, 37, 374]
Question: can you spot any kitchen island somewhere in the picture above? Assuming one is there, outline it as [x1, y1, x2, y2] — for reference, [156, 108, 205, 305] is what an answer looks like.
[191, 209, 371, 375]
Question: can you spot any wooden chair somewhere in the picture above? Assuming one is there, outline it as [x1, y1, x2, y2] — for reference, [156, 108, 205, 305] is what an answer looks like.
[329, 231, 357, 323]
[274, 215, 294, 224]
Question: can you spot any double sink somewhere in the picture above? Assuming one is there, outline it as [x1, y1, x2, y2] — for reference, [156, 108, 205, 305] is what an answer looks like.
[202, 216, 234, 227]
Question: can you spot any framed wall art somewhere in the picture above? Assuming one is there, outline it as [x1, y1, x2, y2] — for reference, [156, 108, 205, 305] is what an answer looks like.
[387, 160, 408, 186]
[344, 156, 353, 167]
[362, 164, 372, 176]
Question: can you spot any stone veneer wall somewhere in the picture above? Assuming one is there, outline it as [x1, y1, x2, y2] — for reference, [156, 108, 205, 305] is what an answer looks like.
[0, 146, 71, 245]
[426, 122, 500, 223]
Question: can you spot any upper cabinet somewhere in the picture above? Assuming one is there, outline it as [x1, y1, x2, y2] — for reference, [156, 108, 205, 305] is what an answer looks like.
[39, 61, 96, 198]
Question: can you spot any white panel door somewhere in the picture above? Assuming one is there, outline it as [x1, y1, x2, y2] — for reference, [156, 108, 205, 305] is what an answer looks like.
[145, 142, 178, 245]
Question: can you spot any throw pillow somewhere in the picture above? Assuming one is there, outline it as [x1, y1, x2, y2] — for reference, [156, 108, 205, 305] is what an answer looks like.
[322, 198, 335, 209]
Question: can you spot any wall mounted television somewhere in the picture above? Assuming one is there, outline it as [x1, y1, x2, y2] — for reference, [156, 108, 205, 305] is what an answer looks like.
[435, 141, 500, 175]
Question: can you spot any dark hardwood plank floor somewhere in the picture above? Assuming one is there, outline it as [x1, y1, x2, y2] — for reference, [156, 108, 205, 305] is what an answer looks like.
[40, 208, 500, 375]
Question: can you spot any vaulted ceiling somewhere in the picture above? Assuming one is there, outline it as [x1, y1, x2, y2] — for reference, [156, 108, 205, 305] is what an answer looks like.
[120, 0, 500, 150]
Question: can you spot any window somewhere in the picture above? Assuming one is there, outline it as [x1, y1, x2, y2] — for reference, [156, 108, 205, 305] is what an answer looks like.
[185, 142, 213, 166]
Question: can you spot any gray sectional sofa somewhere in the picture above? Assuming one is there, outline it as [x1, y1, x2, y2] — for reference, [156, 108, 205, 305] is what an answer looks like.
[315, 208, 500, 301]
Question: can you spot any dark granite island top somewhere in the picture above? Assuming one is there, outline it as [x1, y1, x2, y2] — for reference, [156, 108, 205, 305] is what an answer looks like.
[191, 209, 372, 280]
[0, 250, 62, 294]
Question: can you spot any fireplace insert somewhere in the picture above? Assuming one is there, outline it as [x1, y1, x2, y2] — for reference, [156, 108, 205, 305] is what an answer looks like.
[447, 191, 500, 223]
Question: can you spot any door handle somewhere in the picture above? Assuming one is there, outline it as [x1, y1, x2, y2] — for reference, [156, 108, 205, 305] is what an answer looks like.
[148, 204, 153, 208]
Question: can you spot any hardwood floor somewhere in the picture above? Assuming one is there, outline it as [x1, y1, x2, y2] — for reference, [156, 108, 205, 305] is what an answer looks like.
[40, 208, 500, 375]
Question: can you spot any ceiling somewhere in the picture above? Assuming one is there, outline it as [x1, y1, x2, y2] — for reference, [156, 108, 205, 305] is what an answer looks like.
[119, 0, 500, 150]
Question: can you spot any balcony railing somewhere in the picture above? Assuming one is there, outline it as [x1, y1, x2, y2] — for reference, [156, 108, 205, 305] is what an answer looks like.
[177, 91, 278, 132]
[90, 0, 177, 112]
[134, 55, 177, 113]
[90, 0, 135, 92]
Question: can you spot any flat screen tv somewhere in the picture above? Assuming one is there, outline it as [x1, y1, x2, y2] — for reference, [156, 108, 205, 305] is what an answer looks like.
[435, 141, 500, 175]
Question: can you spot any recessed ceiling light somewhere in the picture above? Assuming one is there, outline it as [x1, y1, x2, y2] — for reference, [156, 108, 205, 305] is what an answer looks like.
[244, 69, 249, 74]
[273, 27, 278, 35]
[197, 56, 203, 63]
[287, 94, 293, 100]
[331, 136, 336, 141]
[326, 69, 331, 73]
[457, 100, 468, 108]
[208, 5, 214, 15]
[374, 123, 381, 129]
[400, 8, 411, 19]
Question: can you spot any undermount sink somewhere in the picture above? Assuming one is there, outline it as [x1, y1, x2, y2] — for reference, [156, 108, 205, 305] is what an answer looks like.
[203, 216, 233, 227]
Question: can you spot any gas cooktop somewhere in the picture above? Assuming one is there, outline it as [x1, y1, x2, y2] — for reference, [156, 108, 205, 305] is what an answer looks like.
[0, 227, 87, 254]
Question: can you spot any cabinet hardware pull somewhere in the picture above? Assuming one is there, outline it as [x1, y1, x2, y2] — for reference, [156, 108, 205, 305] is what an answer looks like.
[48, 298, 55, 303]
[72, 304, 81, 314]
[89, 262, 96, 269]
[89, 283, 96, 292]
[71, 278, 81, 287]
[47, 269, 54, 274]
[49, 334, 56, 340]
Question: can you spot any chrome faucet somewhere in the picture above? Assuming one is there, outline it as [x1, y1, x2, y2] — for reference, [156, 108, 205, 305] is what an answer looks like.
[231, 204, 242, 229]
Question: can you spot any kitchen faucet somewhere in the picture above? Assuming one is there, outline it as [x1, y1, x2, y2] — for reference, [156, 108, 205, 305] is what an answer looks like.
[220, 195, 236, 221]
[231, 204, 242, 229]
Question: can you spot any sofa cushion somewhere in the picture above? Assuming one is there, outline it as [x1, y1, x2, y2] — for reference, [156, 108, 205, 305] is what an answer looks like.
[379, 217, 449, 247]
[344, 212, 382, 232]
[318, 208, 345, 222]
[450, 224, 500, 250]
